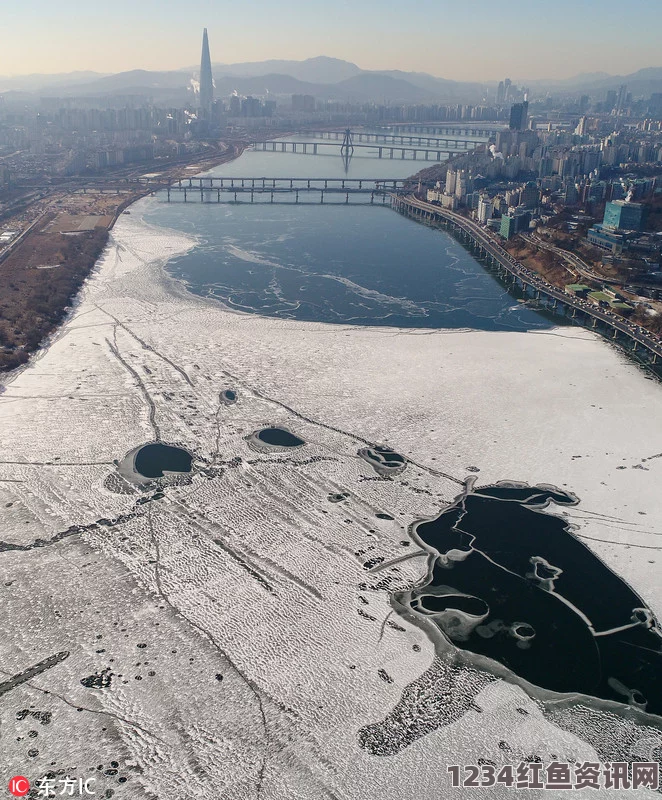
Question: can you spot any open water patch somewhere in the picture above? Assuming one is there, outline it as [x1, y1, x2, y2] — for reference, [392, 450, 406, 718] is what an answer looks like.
[221, 389, 237, 405]
[247, 426, 305, 452]
[115, 442, 194, 485]
[397, 479, 662, 716]
[359, 445, 407, 476]
[146, 202, 556, 332]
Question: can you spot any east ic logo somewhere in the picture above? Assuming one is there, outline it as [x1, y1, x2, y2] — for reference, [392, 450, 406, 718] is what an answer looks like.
[8, 777, 30, 797]
[8, 777, 96, 797]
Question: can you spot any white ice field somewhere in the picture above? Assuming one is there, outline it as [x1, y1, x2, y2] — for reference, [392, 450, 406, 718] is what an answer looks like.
[1, 201, 662, 798]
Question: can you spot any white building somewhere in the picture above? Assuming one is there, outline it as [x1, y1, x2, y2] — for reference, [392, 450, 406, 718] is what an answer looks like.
[477, 196, 494, 224]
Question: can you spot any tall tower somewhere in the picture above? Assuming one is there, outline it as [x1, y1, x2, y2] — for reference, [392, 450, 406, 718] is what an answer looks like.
[199, 28, 214, 117]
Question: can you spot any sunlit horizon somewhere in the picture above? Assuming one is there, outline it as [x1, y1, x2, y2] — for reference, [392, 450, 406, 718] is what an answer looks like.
[2, 0, 661, 83]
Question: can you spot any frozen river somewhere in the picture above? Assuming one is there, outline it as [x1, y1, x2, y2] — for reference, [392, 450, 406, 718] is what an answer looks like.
[149, 142, 553, 330]
[1, 142, 662, 798]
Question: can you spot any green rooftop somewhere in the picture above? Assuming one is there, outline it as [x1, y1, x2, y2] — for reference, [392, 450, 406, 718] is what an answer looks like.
[588, 291, 613, 303]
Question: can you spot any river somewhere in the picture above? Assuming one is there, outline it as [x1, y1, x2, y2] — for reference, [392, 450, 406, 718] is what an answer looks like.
[142, 139, 555, 331]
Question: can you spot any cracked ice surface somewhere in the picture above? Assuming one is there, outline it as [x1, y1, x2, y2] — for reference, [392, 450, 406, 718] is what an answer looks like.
[0, 207, 661, 798]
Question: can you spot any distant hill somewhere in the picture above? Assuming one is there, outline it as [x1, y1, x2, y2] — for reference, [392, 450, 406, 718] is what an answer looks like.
[46, 69, 193, 93]
[332, 73, 431, 102]
[524, 67, 662, 94]
[0, 57, 488, 102]
[24, 63, 485, 104]
[0, 70, 107, 93]
[212, 56, 362, 84]
[3, 58, 662, 103]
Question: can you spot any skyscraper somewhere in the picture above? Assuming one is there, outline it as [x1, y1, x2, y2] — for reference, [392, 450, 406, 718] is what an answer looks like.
[509, 101, 528, 131]
[199, 28, 214, 117]
[615, 84, 628, 115]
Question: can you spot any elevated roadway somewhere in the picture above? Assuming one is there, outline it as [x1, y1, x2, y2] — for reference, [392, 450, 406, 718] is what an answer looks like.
[393, 195, 662, 363]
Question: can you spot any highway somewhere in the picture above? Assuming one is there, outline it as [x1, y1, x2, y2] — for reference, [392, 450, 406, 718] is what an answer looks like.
[398, 195, 662, 360]
[519, 232, 616, 284]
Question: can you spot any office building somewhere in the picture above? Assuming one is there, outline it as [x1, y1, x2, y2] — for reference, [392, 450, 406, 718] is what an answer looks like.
[615, 84, 628, 115]
[603, 200, 645, 231]
[509, 102, 528, 131]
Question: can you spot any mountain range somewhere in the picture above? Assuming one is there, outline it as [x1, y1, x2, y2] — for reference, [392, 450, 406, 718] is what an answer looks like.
[1, 57, 661, 104]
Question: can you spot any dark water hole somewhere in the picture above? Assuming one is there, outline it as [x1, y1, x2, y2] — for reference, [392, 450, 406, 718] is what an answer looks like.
[403, 482, 662, 715]
[134, 444, 193, 479]
[256, 428, 305, 448]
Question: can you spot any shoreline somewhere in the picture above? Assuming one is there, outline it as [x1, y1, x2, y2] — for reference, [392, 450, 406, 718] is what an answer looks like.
[0, 142, 245, 376]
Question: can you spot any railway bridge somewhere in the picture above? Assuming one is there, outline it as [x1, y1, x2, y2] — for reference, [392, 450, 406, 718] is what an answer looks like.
[155, 176, 410, 204]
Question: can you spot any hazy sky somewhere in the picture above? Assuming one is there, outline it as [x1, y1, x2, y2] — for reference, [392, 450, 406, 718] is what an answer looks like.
[2, 0, 661, 81]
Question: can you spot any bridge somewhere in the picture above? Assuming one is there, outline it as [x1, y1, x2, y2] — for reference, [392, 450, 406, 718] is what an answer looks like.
[298, 130, 488, 148]
[158, 176, 410, 204]
[375, 123, 506, 137]
[392, 194, 662, 366]
[248, 139, 471, 161]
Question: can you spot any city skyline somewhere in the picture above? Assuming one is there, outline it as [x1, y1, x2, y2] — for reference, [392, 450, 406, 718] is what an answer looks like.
[2, 0, 661, 82]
